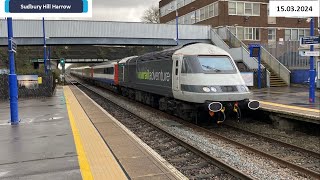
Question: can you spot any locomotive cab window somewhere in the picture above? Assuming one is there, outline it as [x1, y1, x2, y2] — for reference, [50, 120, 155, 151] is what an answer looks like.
[198, 56, 235, 73]
[182, 56, 236, 74]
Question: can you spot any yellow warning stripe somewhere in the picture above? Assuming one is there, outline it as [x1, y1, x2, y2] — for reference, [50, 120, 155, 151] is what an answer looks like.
[64, 89, 94, 180]
[260, 101, 320, 113]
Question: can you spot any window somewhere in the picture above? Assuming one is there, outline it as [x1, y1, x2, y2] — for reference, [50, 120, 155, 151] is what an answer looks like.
[237, 27, 244, 40]
[200, 8, 205, 21]
[229, 2, 236, 14]
[268, 29, 276, 41]
[253, 3, 260, 15]
[104, 67, 114, 74]
[245, 28, 253, 40]
[285, 29, 309, 41]
[198, 56, 236, 73]
[285, 29, 291, 40]
[244, 3, 252, 15]
[291, 29, 298, 40]
[214, 3, 219, 16]
[237, 2, 244, 15]
[229, 1, 260, 16]
[209, 4, 214, 17]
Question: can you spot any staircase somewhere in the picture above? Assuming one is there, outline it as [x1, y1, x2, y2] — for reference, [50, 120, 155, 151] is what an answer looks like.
[213, 27, 291, 87]
[260, 61, 287, 87]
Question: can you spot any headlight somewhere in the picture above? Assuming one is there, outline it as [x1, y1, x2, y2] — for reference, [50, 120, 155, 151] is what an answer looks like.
[202, 87, 211, 92]
[239, 85, 248, 92]
[210, 87, 217, 92]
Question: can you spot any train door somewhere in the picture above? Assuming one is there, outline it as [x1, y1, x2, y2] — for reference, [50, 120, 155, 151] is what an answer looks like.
[172, 55, 181, 91]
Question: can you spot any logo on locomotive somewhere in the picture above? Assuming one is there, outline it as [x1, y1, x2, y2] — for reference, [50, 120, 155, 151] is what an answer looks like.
[137, 69, 171, 82]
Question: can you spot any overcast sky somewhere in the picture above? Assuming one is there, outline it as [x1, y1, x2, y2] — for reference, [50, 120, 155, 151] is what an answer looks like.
[92, 0, 159, 22]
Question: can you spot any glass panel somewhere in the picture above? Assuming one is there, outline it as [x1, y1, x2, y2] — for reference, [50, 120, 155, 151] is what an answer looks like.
[228, 2, 236, 14]
[255, 28, 260, 40]
[230, 27, 236, 35]
[253, 3, 260, 15]
[285, 29, 291, 40]
[237, 27, 244, 40]
[299, 29, 304, 39]
[305, 29, 310, 36]
[245, 3, 252, 15]
[200, 8, 205, 21]
[209, 4, 214, 17]
[205, 6, 209, 19]
[237, 2, 244, 15]
[198, 56, 236, 72]
[214, 3, 219, 16]
[291, 29, 298, 40]
[196, 10, 200, 22]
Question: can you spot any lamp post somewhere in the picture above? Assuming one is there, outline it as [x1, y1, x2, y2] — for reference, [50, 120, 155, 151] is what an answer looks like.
[309, 17, 315, 103]
[42, 17, 48, 75]
[7, 17, 19, 125]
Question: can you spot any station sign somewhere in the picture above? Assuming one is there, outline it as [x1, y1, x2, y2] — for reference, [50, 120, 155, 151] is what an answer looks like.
[300, 36, 320, 46]
[299, 50, 320, 57]
[0, 0, 92, 18]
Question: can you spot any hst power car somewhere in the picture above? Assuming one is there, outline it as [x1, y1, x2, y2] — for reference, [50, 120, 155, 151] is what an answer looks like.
[71, 43, 259, 124]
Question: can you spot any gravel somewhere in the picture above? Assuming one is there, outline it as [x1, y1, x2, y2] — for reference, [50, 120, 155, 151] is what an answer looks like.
[82, 84, 314, 180]
[225, 120, 320, 154]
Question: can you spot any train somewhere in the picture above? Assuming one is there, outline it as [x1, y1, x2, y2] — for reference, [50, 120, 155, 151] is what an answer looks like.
[71, 43, 259, 124]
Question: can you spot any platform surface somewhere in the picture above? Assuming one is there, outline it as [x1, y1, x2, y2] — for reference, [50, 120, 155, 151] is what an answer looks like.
[0, 87, 81, 179]
[0, 85, 184, 180]
[68, 85, 183, 180]
[251, 86, 320, 122]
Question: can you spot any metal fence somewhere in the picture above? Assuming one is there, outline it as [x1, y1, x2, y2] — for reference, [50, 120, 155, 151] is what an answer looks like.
[261, 41, 310, 70]
[0, 75, 55, 100]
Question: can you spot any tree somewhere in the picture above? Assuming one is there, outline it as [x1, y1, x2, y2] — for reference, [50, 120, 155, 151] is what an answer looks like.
[141, 5, 160, 23]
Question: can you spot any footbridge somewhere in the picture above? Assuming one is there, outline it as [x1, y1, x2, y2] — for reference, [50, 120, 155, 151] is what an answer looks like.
[0, 20, 211, 46]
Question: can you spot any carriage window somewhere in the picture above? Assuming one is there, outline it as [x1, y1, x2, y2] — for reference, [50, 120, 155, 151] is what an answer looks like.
[176, 60, 179, 67]
[175, 68, 178, 75]
[103, 67, 114, 74]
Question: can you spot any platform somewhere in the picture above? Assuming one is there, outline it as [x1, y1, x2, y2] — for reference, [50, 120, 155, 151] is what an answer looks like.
[0, 86, 184, 180]
[251, 86, 320, 124]
[0, 87, 81, 179]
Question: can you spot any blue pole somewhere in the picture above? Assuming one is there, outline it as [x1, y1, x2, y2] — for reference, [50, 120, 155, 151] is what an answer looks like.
[43, 17, 48, 75]
[309, 17, 315, 103]
[7, 17, 19, 125]
[258, 48, 261, 89]
[48, 47, 51, 71]
[175, 10, 179, 45]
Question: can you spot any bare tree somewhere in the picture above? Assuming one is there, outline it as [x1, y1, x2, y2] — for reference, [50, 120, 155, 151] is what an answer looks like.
[141, 5, 160, 23]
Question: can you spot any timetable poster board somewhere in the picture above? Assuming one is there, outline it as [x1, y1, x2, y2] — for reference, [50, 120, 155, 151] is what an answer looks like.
[0, 0, 92, 18]
[241, 72, 254, 87]
[17, 75, 39, 89]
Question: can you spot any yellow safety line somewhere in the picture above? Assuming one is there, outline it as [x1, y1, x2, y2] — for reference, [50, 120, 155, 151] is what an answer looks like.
[260, 101, 320, 113]
[64, 89, 94, 180]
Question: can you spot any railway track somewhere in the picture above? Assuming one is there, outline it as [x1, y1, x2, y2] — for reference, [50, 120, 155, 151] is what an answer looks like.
[68, 79, 251, 180]
[203, 126, 320, 179]
[67, 76, 317, 179]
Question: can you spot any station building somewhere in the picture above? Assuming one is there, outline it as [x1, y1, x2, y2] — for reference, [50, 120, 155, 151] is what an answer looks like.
[159, 0, 319, 85]
[159, 0, 319, 45]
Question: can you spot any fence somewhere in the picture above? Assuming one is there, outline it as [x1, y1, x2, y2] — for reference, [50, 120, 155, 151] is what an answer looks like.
[261, 41, 310, 70]
[0, 75, 55, 100]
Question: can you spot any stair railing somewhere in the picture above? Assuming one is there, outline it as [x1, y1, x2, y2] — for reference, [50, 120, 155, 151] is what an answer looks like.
[225, 27, 291, 85]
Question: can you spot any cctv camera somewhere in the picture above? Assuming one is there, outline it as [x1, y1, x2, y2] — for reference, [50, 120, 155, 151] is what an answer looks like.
[306, 18, 312, 23]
